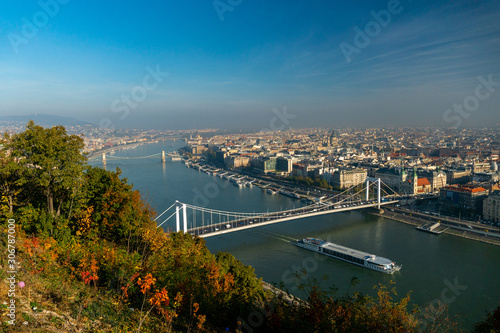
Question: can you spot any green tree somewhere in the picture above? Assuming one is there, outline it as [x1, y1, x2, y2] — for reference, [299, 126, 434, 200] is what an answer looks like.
[78, 166, 158, 258]
[0, 138, 24, 215]
[216, 251, 264, 304]
[264, 280, 419, 332]
[7, 121, 86, 217]
[202, 148, 217, 165]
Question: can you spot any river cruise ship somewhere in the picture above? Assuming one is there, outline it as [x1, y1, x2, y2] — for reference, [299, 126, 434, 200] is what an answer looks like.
[293, 238, 401, 274]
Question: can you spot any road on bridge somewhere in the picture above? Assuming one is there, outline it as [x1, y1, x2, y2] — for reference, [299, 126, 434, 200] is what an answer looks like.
[190, 200, 398, 238]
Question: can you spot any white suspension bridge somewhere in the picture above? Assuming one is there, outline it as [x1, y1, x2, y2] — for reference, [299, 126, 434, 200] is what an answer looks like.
[87, 151, 182, 164]
[155, 177, 401, 238]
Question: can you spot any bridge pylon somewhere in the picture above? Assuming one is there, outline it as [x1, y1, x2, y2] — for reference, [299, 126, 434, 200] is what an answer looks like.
[175, 200, 188, 232]
[365, 177, 382, 209]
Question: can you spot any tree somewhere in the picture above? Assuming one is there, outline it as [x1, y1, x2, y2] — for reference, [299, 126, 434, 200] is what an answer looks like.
[202, 148, 218, 165]
[264, 280, 419, 332]
[8, 121, 86, 217]
[0, 137, 24, 215]
[216, 252, 264, 304]
[78, 166, 158, 257]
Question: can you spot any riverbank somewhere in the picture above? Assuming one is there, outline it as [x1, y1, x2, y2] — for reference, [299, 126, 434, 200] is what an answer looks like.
[262, 281, 303, 305]
[370, 209, 500, 246]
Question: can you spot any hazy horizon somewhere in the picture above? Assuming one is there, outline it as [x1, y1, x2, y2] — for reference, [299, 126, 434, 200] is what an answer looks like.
[2, 113, 500, 132]
[1, 1, 499, 130]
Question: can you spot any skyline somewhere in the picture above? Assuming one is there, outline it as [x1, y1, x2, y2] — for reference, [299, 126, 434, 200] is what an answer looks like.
[1, 0, 499, 130]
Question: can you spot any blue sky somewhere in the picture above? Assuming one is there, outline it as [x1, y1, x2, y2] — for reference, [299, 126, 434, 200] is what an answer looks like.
[1, 0, 499, 129]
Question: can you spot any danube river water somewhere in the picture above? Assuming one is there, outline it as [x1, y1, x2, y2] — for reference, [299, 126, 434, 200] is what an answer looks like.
[90, 140, 500, 330]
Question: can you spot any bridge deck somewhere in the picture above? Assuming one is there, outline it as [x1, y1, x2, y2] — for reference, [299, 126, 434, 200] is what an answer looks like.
[189, 201, 398, 238]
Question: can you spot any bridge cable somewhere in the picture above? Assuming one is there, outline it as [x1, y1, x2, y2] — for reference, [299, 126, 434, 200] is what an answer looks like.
[156, 210, 178, 229]
[154, 202, 177, 221]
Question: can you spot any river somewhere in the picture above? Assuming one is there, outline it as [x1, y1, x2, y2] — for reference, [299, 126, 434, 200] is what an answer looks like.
[89, 140, 500, 331]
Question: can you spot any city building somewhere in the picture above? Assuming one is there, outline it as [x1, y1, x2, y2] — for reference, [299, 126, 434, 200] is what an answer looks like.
[276, 156, 293, 173]
[418, 169, 447, 191]
[332, 168, 367, 189]
[440, 184, 489, 216]
[225, 156, 250, 168]
[215, 150, 229, 165]
[191, 145, 208, 155]
[483, 191, 500, 223]
[403, 176, 432, 194]
[473, 162, 492, 173]
[252, 157, 277, 173]
[292, 163, 308, 177]
[375, 166, 410, 193]
[473, 172, 499, 183]
[445, 168, 471, 185]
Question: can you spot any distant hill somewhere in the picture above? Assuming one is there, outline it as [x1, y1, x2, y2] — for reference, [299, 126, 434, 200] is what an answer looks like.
[0, 114, 94, 128]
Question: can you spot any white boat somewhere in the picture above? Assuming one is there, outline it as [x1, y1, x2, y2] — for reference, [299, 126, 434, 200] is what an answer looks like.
[417, 222, 444, 234]
[267, 188, 278, 195]
[293, 238, 401, 274]
[168, 152, 182, 161]
[280, 190, 300, 199]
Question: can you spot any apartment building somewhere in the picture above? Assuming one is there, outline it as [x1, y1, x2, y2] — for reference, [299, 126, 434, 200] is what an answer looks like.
[483, 191, 500, 222]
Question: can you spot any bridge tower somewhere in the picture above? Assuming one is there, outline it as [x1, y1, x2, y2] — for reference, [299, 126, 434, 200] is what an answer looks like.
[102, 153, 106, 166]
[162, 151, 166, 163]
[175, 200, 188, 233]
[365, 177, 382, 209]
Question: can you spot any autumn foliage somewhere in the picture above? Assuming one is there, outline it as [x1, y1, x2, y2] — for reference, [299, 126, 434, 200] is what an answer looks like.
[261, 281, 418, 332]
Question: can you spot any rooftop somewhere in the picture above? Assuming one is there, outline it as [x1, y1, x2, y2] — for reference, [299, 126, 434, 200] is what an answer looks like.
[443, 184, 487, 193]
